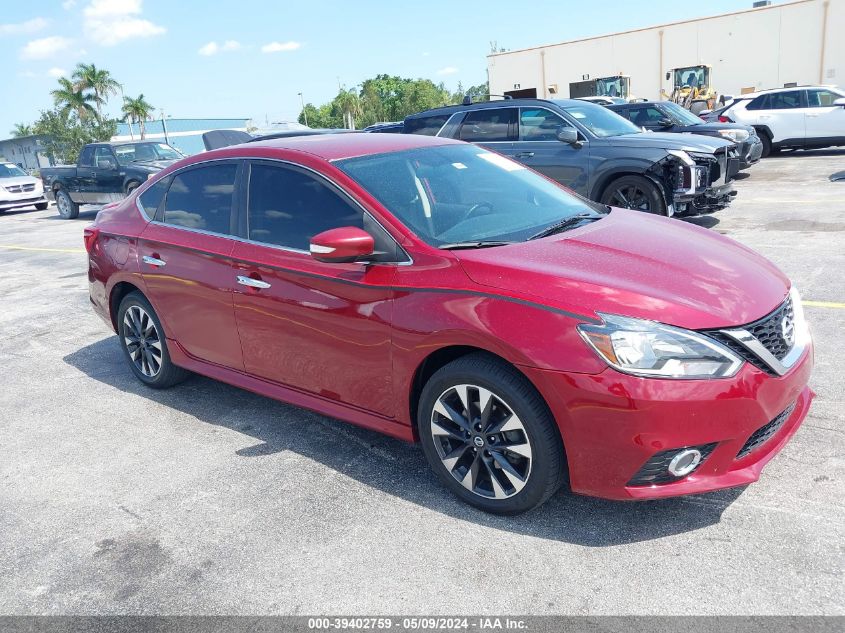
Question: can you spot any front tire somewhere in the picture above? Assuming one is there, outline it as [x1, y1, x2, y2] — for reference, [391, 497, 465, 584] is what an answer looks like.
[55, 189, 79, 219]
[600, 175, 667, 215]
[418, 353, 566, 514]
[126, 181, 141, 195]
[35, 201, 49, 211]
[117, 292, 189, 389]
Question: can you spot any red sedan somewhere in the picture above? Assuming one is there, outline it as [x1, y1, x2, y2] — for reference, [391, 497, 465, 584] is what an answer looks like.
[85, 133, 813, 514]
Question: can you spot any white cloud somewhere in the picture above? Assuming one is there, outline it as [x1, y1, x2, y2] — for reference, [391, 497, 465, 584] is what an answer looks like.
[62, 0, 78, 9]
[83, 0, 165, 46]
[198, 41, 218, 56]
[198, 39, 241, 56]
[422, 51, 430, 57]
[0, 17, 48, 36]
[20, 36, 73, 59]
[261, 41, 301, 53]
[436, 66, 459, 76]
[48, 67, 68, 78]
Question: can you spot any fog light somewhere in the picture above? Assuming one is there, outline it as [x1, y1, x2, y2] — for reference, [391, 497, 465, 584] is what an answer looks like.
[667, 448, 702, 477]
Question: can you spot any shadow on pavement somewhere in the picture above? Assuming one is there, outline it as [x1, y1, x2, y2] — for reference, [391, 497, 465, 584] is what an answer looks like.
[681, 214, 720, 230]
[64, 336, 745, 547]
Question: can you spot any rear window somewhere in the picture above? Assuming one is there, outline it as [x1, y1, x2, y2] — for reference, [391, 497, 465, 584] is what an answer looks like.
[404, 114, 450, 136]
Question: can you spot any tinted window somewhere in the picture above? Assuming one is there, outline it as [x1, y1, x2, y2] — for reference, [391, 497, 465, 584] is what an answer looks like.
[768, 91, 802, 110]
[163, 164, 237, 234]
[404, 114, 450, 136]
[458, 108, 517, 142]
[79, 146, 95, 167]
[247, 164, 363, 251]
[627, 106, 665, 127]
[807, 89, 841, 107]
[138, 177, 170, 218]
[520, 108, 567, 141]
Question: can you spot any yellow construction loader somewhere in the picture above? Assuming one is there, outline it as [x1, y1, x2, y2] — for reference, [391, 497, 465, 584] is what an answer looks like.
[663, 65, 718, 114]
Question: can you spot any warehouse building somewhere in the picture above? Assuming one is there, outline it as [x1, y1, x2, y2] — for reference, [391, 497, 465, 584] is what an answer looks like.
[111, 118, 250, 155]
[487, 0, 843, 102]
[0, 135, 54, 172]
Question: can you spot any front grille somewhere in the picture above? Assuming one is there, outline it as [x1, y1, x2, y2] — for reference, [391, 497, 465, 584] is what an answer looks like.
[736, 403, 795, 459]
[628, 443, 717, 486]
[703, 296, 795, 375]
[5, 183, 36, 193]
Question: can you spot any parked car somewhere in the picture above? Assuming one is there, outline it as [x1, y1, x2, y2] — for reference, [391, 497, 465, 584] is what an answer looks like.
[709, 85, 845, 157]
[607, 100, 763, 169]
[362, 122, 405, 133]
[41, 141, 184, 219]
[404, 98, 739, 216]
[577, 96, 628, 106]
[85, 133, 813, 514]
[0, 162, 48, 213]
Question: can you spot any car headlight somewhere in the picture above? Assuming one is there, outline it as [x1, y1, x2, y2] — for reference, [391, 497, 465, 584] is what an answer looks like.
[578, 314, 743, 379]
[717, 129, 750, 143]
[666, 149, 695, 166]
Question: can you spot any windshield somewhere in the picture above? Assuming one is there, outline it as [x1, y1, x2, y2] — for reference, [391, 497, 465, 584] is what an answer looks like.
[336, 144, 604, 247]
[113, 143, 184, 165]
[673, 66, 708, 89]
[559, 103, 641, 138]
[0, 163, 27, 178]
[595, 76, 629, 99]
[661, 101, 705, 125]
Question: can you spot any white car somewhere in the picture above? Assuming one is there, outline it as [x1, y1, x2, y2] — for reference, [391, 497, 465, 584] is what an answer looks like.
[719, 85, 845, 157]
[0, 163, 48, 213]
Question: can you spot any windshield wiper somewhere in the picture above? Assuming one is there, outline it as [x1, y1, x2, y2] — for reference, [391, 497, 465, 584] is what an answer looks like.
[439, 240, 515, 250]
[528, 213, 601, 240]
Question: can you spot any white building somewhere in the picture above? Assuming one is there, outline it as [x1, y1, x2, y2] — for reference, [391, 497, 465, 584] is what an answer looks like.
[487, 0, 844, 101]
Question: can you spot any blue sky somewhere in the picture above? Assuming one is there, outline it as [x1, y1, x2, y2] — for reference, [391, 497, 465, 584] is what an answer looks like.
[2, 0, 760, 136]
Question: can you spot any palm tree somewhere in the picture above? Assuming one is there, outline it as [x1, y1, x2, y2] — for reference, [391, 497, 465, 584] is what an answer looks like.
[10, 123, 33, 138]
[73, 63, 122, 121]
[50, 77, 97, 121]
[122, 94, 155, 140]
[335, 88, 362, 130]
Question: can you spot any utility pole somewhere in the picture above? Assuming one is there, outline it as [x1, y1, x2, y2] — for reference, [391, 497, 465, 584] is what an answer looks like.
[160, 109, 169, 145]
[298, 92, 308, 127]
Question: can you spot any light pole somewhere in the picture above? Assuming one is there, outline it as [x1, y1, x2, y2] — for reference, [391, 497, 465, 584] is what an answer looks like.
[160, 109, 170, 145]
[298, 92, 308, 127]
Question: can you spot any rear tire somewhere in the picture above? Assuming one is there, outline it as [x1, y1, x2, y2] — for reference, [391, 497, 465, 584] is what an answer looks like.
[417, 353, 566, 515]
[600, 175, 667, 215]
[55, 189, 79, 219]
[126, 181, 141, 195]
[117, 292, 189, 389]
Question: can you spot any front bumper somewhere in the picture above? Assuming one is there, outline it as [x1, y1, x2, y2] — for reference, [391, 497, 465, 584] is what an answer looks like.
[740, 137, 764, 168]
[671, 149, 740, 214]
[0, 193, 46, 211]
[522, 340, 813, 501]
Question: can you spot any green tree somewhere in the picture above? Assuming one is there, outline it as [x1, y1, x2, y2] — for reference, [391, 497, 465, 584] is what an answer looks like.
[50, 77, 97, 121]
[72, 63, 122, 121]
[334, 88, 363, 129]
[122, 94, 155, 139]
[10, 123, 33, 138]
[32, 108, 117, 164]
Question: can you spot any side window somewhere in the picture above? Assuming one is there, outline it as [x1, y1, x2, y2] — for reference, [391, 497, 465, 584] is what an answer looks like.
[163, 163, 237, 234]
[137, 176, 170, 219]
[768, 91, 803, 109]
[519, 108, 566, 141]
[78, 146, 95, 167]
[629, 107, 666, 126]
[247, 163, 364, 251]
[807, 89, 840, 107]
[94, 147, 116, 168]
[458, 108, 517, 142]
[404, 115, 450, 136]
[746, 95, 768, 111]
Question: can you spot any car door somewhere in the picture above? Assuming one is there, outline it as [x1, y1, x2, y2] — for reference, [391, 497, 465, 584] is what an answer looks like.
[804, 88, 845, 142]
[231, 160, 399, 417]
[90, 146, 125, 203]
[751, 91, 806, 144]
[514, 106, 590, 194]
[76, 145, 97, 203]
[137, 160, 244, 370]
[629, 105, 674, 132]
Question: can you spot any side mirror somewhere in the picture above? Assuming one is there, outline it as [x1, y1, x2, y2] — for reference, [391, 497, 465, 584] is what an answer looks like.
[834, 97, 845, 108]
[658, 118, 674, 128]
[665, 71, 671, 81]
[100, 158, 117, 170]
[556, 126, 580, 145]
[309, 226, 374, 263]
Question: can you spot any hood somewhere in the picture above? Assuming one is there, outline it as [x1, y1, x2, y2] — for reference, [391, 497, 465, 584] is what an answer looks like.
[130, 159, 178, 171]
[677, 122, 756, 134]
[605, 131, 734, 153]
[0, 175, 40, 188]
[454, 209, 789, 330]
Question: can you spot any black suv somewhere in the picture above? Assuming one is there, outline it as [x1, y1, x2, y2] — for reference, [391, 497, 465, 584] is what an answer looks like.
[607, 100, 763, 169]
[404, 98, 739, 216]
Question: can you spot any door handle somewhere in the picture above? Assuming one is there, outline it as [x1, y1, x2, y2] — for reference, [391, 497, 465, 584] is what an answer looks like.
[142, 255, 166, 267]
[514, 152, 535, 158]
[237, 275, 271, 289]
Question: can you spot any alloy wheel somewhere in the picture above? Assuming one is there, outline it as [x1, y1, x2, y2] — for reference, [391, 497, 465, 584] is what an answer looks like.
[123, 305, 162, 378]
[607, 185, 652, 211]
[430, 384, 532, 499]
[57, 194, 70, 216]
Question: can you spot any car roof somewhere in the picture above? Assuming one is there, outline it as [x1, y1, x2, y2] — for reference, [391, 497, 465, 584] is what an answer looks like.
[404, 98, 595, 120]
[223, 131, 462, 161]
[736, 84, 842, 98]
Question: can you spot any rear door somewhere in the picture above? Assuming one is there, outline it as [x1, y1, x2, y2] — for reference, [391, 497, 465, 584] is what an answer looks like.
[804, 88, 845, 142]
[749, 91, 806, 144]
[231, 160, 398, 416]
[515, 106, 590, 194]
[138, 160, 244, 370]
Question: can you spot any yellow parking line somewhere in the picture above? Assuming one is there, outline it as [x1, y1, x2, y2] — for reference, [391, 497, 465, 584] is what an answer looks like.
[0, 245, 85, 254]
[804, 300, 845, 309]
